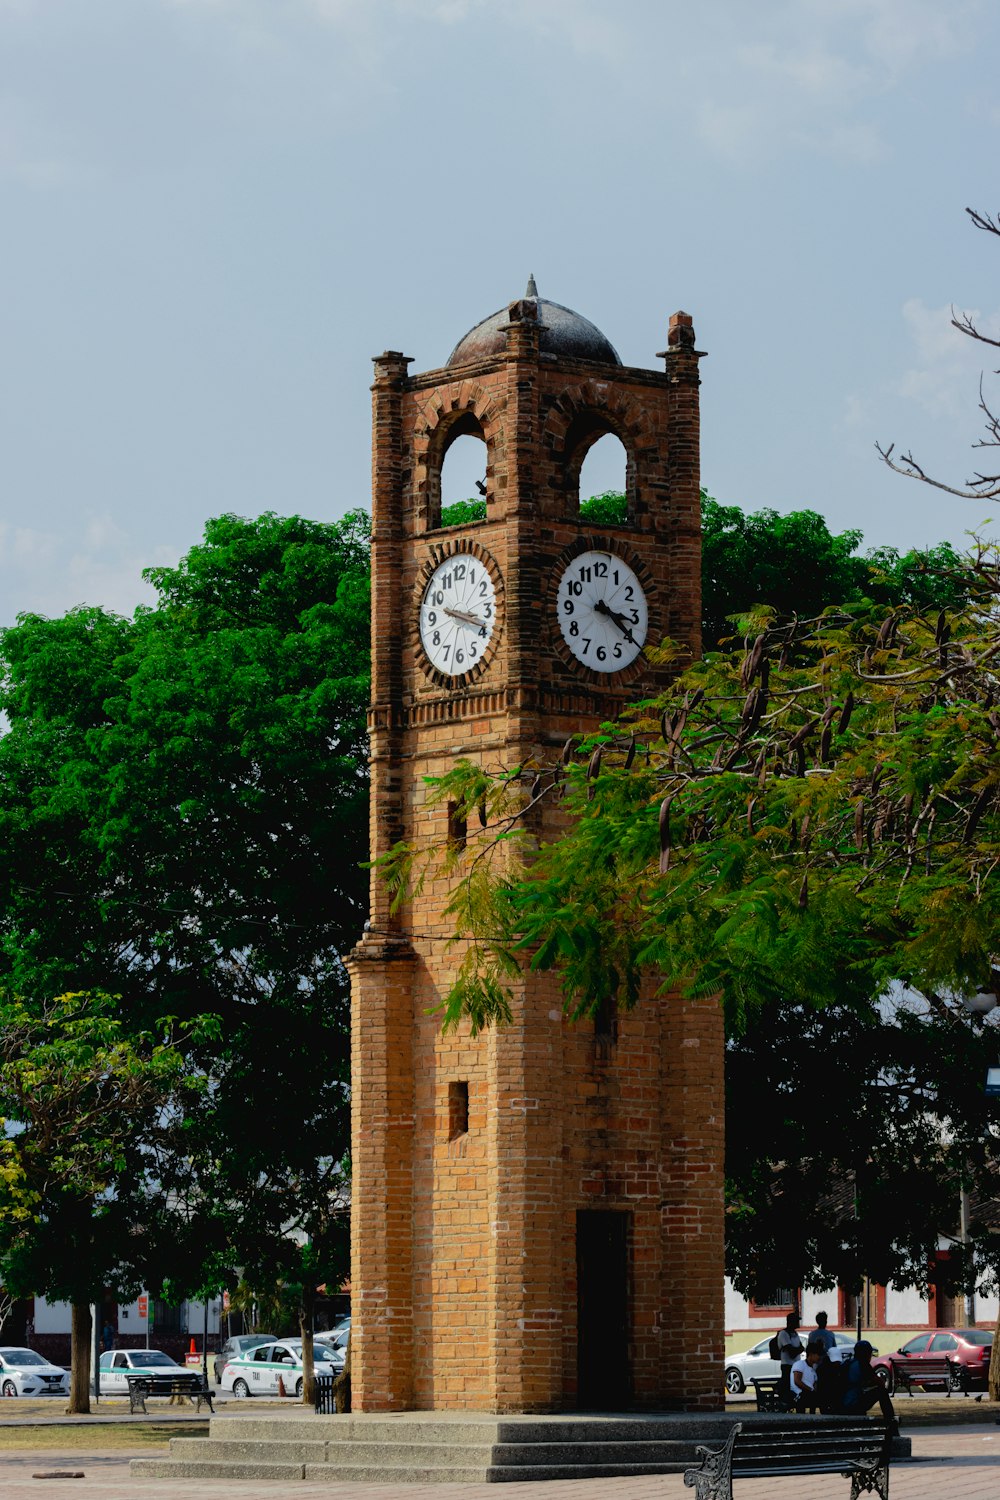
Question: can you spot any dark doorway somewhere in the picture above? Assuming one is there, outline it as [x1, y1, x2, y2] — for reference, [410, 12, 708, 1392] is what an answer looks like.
[577, 1210, 631, 1409]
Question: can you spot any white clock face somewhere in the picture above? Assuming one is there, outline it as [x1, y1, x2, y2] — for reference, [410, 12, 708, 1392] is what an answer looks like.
[556, 550, 647, 671]
[419, 551, 498, 677]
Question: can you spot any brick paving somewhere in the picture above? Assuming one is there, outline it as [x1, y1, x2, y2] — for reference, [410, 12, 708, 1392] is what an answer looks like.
[0, 1426, 997, 1500]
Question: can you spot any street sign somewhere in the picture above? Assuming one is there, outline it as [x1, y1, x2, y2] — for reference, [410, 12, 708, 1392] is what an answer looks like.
[137, 1295, 148, 1319]
[986, 1067, 1000, 1097]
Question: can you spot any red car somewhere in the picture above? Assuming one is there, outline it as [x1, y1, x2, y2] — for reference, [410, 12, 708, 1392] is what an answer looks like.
[871, 1328, 993, 1393]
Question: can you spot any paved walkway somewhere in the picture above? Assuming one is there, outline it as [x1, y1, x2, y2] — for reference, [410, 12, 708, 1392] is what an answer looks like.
[0, 1427, 998, 1499]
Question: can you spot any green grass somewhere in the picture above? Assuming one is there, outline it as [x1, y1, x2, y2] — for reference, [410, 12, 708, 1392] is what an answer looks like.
[0, 1422, 203, 1450]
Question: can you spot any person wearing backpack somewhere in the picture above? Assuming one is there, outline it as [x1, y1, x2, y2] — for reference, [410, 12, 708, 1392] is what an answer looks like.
[774, 1312, 803, 1410]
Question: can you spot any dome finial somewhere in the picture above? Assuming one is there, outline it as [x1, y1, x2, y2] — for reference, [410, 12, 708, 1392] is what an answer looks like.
[525, 273, 538, 298]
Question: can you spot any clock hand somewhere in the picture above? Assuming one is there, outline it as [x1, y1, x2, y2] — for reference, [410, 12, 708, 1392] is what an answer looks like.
[444, 606, 485, 628]
[593, 597, 638, 645]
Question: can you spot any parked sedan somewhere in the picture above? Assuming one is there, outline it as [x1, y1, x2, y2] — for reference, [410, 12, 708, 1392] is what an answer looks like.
[98, 1348, 200, 1396]
[0, 1347, 69, 1397]
[871, 1329, 993, 1393]
[723, 1332, 876, 1394]
[221, 1338, 344, 1399]
[214, 1333, 276, 1384]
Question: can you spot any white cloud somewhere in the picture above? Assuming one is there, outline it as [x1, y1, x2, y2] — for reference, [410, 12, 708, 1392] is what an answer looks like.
[894, 298, 1000, 421]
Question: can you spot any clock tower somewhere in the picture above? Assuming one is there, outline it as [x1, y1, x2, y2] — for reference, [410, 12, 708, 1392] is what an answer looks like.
[348, 286, 724, 1413]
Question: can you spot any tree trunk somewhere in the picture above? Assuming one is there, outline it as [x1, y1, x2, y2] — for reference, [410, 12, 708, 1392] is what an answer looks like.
[66, 1303, 92, 1414]
[298, 1288, 315, 1405]
[333, 1328, 351, 1413]
[989, 1300, 1000, 1403]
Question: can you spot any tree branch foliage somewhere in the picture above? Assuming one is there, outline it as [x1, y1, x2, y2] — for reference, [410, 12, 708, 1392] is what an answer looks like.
[878, 205, 1000, 500]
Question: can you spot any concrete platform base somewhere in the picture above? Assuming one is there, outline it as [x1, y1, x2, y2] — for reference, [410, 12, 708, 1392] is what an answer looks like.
[130, 1410, 912, 1484]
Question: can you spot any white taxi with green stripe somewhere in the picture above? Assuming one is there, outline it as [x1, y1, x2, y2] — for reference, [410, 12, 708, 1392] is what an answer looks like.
[219, 1338, 343, 1398]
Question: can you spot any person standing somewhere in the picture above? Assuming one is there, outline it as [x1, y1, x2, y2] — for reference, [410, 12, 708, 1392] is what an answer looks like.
[776, 1312, 803, 1410]
[810, 1310, 836, 1355]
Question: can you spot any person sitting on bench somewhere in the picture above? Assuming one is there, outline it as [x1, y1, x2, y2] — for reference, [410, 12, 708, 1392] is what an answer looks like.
[841, 1340, 898, 1431]
[789, 1338, 826, 1412]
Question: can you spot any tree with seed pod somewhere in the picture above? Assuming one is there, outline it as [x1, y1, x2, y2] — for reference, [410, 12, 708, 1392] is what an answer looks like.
[377, 539, 1000, 1393]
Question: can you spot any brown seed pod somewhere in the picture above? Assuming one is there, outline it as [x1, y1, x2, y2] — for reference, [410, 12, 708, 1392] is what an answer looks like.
[530, 775, 542, 802]
[965, 787, 993, 845]
[658, 796, 673, 873]
[561, 737, 575, 765]
[838, 692, 855, 736]
[798, 873, 809, 910]
[819, 725, 832, 763]
[854, 800, 865, 851]
[787, 716, 819, 753]
[623, 735, 637, 770]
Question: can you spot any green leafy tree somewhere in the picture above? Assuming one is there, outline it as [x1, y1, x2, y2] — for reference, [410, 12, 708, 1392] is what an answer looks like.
[0, 992, 210, 1412]
[0, 511, 370, 1331]
[701, 492, 968, 650]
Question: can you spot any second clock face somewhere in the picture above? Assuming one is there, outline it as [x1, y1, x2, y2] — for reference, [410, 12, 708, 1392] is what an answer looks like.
[419, 550, 498, 676]
[556, 550, 648, 671]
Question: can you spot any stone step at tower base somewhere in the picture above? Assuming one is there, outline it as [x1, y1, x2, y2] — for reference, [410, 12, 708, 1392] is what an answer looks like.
[130, 1411, 911, 1484]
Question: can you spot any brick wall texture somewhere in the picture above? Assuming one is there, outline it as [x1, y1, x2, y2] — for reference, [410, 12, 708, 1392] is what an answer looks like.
[348, 301, 725, 1413]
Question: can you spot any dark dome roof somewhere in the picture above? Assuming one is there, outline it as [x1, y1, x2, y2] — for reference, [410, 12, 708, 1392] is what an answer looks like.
[447, 278, 620, 368]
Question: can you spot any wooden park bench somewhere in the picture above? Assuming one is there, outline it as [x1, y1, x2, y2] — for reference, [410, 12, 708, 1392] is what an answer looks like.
[125, 1373, 215, 1416]
[886, 1354, 968, 1397]
[683, 1417, 894, 1500]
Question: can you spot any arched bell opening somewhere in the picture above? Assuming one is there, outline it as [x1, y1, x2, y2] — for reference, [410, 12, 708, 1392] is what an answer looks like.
[429, 412, 490, 530]
[564, 418, 635, 527]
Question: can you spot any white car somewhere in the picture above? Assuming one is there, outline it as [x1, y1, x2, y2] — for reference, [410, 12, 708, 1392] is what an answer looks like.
[724, 1332, 874, 1394]
[0, 1347, 69, 1397]
[98, 1347, 201, 1395]
[221, 1338, 344, 1399]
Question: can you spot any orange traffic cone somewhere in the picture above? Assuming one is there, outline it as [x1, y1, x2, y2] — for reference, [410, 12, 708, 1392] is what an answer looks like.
[189, 1338, 197, 1356]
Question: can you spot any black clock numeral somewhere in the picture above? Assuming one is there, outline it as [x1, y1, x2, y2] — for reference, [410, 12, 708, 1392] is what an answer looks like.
[594, 561, 607, 578]
[454, 563, 466, 580]
[442, 644, 450, 660]
[432, 630, 441, 646]
[433, 589, 444, 606]
[613, 642, 622, 659]
[578, 565, 592, 582]
[581, 637, 591, 654]
[428, 611, 437, 625]
[455, 647, 465, 665]
[479, 581, 488, 596]
[629, 610, 640, 625]
[569, 621, 579, 637]
[483, 603, 492, 618]
[624, 585, 634, 600]
[563, 600, 574, 615]
[568, 581, 583, 597]
[469, 642, 478, 659]
[613, 569, 620, 585]
[478, 626, 487, 638]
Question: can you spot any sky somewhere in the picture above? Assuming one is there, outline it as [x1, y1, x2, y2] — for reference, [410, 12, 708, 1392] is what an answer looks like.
[3, 0, 1000, 622]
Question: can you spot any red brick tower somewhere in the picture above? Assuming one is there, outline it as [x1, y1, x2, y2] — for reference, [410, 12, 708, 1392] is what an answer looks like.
[348, 286, 724, 1414]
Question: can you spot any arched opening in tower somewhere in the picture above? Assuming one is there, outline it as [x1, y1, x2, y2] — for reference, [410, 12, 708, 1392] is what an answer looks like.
[577, 432, 628, 525]
[440, 432, 488, 527]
